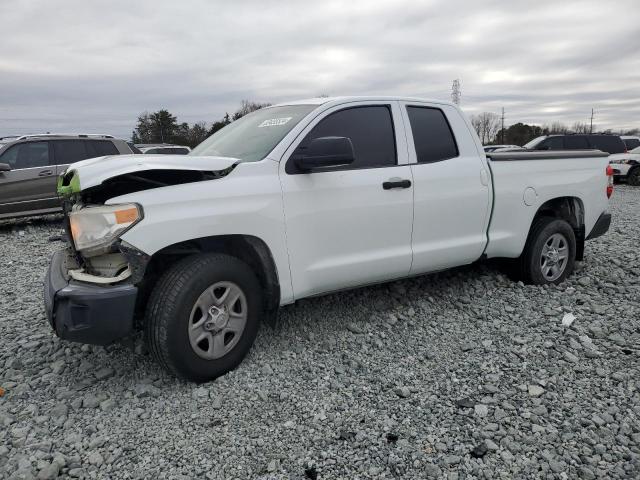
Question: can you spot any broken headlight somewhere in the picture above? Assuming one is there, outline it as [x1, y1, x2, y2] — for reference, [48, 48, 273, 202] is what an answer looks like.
[69, 203, 143, 256]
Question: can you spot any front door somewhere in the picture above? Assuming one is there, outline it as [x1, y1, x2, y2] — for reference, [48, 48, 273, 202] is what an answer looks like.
[0, 141, 58, 216]
[279, 102, 414, 299]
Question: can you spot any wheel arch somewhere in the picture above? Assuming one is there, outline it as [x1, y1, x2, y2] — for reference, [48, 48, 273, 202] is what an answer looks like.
[529, 196, 586, 260]
[139, 234, 280, 323]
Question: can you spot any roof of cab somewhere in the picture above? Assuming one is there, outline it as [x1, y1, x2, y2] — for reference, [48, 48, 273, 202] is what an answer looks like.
[272, 96, 457, 108]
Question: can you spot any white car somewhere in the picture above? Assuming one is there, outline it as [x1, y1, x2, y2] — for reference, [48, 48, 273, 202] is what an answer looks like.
[609, 146, 640, 185]
[45, 96, 613, 381]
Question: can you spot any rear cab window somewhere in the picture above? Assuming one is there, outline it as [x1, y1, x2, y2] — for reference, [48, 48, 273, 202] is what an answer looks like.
[287, 105, 397, 174]
[406, 106, 458, 163]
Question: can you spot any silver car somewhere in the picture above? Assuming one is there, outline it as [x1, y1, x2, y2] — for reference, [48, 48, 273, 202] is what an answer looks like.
[0, 134, 133, 219]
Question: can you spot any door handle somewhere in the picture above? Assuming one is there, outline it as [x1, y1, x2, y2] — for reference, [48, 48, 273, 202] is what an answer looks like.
[38, 169, 53, 177]
[382, 178, 411, 190]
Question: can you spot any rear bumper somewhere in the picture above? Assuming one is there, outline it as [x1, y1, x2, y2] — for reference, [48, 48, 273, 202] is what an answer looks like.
[44, 249, 137, 346]
[586, 213, 611, 241]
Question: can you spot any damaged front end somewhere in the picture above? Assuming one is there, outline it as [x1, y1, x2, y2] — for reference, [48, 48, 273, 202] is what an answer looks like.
[46, 159, 237, 345]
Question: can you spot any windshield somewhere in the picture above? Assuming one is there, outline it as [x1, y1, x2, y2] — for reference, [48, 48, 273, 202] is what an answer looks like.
[190, 104, 316, 162]
[523, 137, 545, 149]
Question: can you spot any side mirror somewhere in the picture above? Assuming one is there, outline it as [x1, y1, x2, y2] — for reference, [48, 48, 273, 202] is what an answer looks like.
[0, 163, 11, 172]
[294, 136, 355, 171]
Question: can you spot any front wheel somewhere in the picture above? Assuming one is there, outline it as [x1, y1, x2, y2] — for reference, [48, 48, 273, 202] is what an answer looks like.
[516, 217, 576, 285]
[145, 254, 263, 382]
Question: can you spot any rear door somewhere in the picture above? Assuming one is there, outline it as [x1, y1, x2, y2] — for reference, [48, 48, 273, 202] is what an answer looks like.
[279, 101, 414, 298]
[400, 102, 492, 274]
[0, 141, 58, 216]
[564, 135, 589, 150]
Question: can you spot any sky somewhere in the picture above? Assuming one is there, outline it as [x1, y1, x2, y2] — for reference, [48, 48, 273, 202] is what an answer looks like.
[1, 0, 639, 139]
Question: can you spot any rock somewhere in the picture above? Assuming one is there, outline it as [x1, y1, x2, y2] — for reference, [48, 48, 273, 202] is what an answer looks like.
[443, 455, 461, 465]
[395, 386, 410, 398]
[82, 394, 100, 409]
[577, 277, 591, 286]
[36, 461, 60, 480]
[87, 451, 103, 466]
[455, 397, 475, 408]
[474, 404, 489, 417]
[564, 351, 580, 363]
[192, 387, 209, 400]
[470, 443, 488, 458]
[461, 342, 475, 352]
[578, 466, 596, 479]
[94, 367, 114, 380]
[528, 385, 545, 397]
[346, 323, 365, 334]
[267, 459, 278, 472]
[133, 383, 160, 398]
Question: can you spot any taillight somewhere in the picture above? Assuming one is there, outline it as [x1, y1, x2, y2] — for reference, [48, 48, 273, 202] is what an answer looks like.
[606, 165, 614, 198]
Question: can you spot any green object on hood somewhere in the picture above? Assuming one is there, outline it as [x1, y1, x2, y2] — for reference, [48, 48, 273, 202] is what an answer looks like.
[57, 170, 81, 196]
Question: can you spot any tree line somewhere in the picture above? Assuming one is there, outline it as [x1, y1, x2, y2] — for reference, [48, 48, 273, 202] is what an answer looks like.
[131, 100, 271, 147]
[471, 112, 640, 146]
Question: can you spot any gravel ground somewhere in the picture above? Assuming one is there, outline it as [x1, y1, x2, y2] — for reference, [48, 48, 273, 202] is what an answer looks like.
[1, 186, 639, 480]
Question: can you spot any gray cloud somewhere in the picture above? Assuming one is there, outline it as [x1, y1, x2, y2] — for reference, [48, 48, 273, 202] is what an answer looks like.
[1, 0, 638, 138]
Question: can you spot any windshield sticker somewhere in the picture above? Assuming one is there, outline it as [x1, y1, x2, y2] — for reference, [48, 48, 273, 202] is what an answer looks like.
[258, 117, 292, 128]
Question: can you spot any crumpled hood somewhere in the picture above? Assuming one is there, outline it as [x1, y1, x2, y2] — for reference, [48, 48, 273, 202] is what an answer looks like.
[60, 154, 240, 192]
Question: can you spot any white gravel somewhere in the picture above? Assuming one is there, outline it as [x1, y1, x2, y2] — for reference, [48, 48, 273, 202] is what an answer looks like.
[1, 187, 639, 479]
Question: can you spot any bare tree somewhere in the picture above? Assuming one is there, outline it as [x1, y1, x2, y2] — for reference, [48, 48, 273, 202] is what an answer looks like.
[543, 121, 570, 134]
[572, 121, 591, 134]
[471, 112, 500, 144]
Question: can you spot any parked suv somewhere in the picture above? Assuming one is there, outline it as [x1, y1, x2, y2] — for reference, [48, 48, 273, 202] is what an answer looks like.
[0, 134, 133, 219]
[524, 134, 626, 154]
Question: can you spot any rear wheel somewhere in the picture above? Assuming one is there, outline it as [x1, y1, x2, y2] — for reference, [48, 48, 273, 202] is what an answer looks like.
[145, 253, 262, 382]
[628, 167, 640, 186]
[516, 217, 576, 285]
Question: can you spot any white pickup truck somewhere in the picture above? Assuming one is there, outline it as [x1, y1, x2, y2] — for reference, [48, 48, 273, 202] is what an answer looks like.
[45, 96, 613, 381]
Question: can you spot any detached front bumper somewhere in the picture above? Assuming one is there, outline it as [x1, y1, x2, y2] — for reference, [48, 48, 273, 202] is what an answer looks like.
[44, 249, 138, 346]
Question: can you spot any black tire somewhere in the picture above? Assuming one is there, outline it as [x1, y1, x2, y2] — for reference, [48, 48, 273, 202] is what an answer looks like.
[516, 217, 576, 285]
[628, 167, 640, 186]
[145, 253, 262, 382]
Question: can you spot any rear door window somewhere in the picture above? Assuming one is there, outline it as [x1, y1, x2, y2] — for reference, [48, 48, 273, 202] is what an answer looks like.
[53, 140, 90, 165]
[565, 136, 589, 149]
[86, 140, 119, 157]
[287, 105, 397, 174]
[0, 142, 51, 169]
[406, 106, 458, 163]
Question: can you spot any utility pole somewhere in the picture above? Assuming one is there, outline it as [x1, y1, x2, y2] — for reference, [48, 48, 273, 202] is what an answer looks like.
[590, 108, 594, 134]
[451, 79, 461, 105]
[501, 107, 505, 144]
